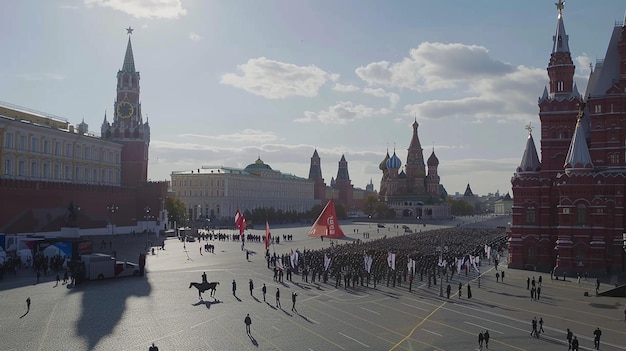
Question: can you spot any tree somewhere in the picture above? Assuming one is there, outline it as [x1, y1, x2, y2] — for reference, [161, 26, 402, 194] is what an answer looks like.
[447, 197, 474, 216]
[166, 196, 188, 226]
[363, 193, 378, 217]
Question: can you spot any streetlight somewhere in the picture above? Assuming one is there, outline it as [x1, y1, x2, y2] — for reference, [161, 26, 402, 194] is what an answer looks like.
[144, 206, 151, 252]
[107, 204, 118, 235]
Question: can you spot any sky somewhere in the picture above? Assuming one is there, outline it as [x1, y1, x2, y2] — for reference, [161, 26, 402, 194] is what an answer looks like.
[1, 1, 625, 197]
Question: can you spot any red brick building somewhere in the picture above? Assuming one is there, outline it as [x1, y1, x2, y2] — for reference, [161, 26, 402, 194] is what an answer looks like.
[509, 4, 626, 275]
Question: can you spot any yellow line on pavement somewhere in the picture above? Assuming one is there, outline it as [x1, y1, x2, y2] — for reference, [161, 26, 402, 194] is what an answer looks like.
[388, 301, 446, 351]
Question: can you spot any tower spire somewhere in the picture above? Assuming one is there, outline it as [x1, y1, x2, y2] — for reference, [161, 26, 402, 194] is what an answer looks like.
[122, 27, 136, 72]
[552, 0, 570, 53]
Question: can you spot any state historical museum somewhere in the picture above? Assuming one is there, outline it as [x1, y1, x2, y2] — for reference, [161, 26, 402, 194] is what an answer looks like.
[509, 3, 626, 275]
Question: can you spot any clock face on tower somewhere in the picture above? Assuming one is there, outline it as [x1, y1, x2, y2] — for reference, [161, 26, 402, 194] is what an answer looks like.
[116, 101, 134, 119]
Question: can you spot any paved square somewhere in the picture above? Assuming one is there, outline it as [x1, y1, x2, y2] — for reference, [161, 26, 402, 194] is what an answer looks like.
[1, 221, 625, 350]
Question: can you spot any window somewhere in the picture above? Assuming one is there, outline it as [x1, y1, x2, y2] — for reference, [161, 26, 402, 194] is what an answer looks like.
[4, 133, 14, 148]
[4, 157, 13, 175]
[65, 143, 72, 157]
[595, 105, 601, 113]
[43, 162, 50, 178]
[75, 167, 81, 181]
[54, 141, 61, 155]
[576, 204, 587, 226]
[43, 140, 49, 154]
[76, 145, 81, 159]
[65, 165, 71, 180]
[54, 164, 60, 179]
[526, 207, 536, 224]
[93, 169, 97, 182]
[85, 147, 90, 160]
[30, 160, 38, 178]
[557, 81, 564, 91]
[102, 170, 107, 183]
[31, 138, 39, 153]
[609, 153, 619, 164]
[18, 160, 25, 176]
[18, 135, 26, 150]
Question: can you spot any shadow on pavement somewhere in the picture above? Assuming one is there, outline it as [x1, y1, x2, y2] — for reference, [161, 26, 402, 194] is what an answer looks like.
[69, 275, 151, 350]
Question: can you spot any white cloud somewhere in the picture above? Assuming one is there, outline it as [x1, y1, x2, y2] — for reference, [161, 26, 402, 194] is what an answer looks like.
[220, 57, 335, 99]
[84, 0, 187, 19]
[296, 101, 391, 124]
[356, 42, 514, 92]
[189, 32, 201, 41]
[403, 65, 545, 123]
[363, 88, 400, 108]
[178, 129, 277, 143]
[59, 5, 79, 9]
[17, 73, 65, 81]
[332, 83, 360, 92]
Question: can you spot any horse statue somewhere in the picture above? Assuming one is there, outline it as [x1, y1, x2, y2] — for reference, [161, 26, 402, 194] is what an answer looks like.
[189, 281, 219, 299]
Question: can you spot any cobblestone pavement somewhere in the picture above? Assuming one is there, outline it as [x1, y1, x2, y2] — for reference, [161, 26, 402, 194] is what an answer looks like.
[1, 219, 625, 351]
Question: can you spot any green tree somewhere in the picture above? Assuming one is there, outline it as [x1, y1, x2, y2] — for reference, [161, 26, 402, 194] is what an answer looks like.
[363, 193, 378, 217]
[166, 196, 188, 226]
[335, 203, 347, 219]
[447, 197, 474, 216]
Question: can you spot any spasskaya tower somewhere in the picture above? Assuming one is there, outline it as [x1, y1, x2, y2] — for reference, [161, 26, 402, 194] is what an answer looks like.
[101, 27, 150, 186]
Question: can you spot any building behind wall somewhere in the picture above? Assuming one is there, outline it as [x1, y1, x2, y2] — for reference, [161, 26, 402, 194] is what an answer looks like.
[509, 3, 626, 275]
[0, 31, 167, 236]
[170, 158, 319, 221]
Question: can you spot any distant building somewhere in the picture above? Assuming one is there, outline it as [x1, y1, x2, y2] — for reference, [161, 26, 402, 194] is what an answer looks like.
[378, 120, 450, 219]
[494, 193, 513, 215]
[307, 150, 375, 215]
[509, 4, 626, 274]
[171, 158, 318, 220]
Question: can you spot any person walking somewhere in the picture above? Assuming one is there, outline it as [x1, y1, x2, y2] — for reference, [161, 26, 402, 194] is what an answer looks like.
[249, 279, 254, 296]
[275, 287, 281, 308]
[244, 314, 252, 335]
[149, 342, 159, 351]
[535, 286, 541, 300]
[458, 282, 462, 298]
[483, 330, 490, 349]
[571, 336, 579, 351]
[593, 327, 602, 350]
[531, 317, 538, 338]
[501, 271, 505, 282]
[232, 279, 237, 296]
[26, 297, 31, 312]
[539, 317, 545, 334]
[527, 276, 530, 290]
[478, 331, 484, 349]
[262, 283, 267, 302]
[467, 283, 472, 299]
[596, 278, 601, 294]
[446, 284, 451, 299]
[566, 328, 573, 350]
[291, 291, 298, 312]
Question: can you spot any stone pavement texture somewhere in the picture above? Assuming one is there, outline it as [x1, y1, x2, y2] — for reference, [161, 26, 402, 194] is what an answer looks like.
[1, 219, 625, 351]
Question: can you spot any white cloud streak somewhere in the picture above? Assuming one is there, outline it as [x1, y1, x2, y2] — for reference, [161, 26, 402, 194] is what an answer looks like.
[84, 0, 187, 19]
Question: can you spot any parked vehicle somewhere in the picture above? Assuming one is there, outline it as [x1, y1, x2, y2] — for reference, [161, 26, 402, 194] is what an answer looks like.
[81, 253, 139, 280]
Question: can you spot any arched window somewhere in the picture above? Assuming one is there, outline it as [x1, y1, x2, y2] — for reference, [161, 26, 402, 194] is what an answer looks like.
[526, 207, 536, 224]
[576, 204, 587, 226]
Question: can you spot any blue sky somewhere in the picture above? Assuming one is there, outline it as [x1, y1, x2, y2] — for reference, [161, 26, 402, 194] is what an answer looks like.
[1, 1, 625, 196]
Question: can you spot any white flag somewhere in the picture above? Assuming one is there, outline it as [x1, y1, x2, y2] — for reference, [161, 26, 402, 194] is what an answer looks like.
[364, 255, 373, 273]
[387, 252, 396, 270]
[324, 254, 332, 271]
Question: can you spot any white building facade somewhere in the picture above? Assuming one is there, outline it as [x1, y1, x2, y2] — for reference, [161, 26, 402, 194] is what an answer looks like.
[171, 158, 319, 220]
[0, 103, 122, 185]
